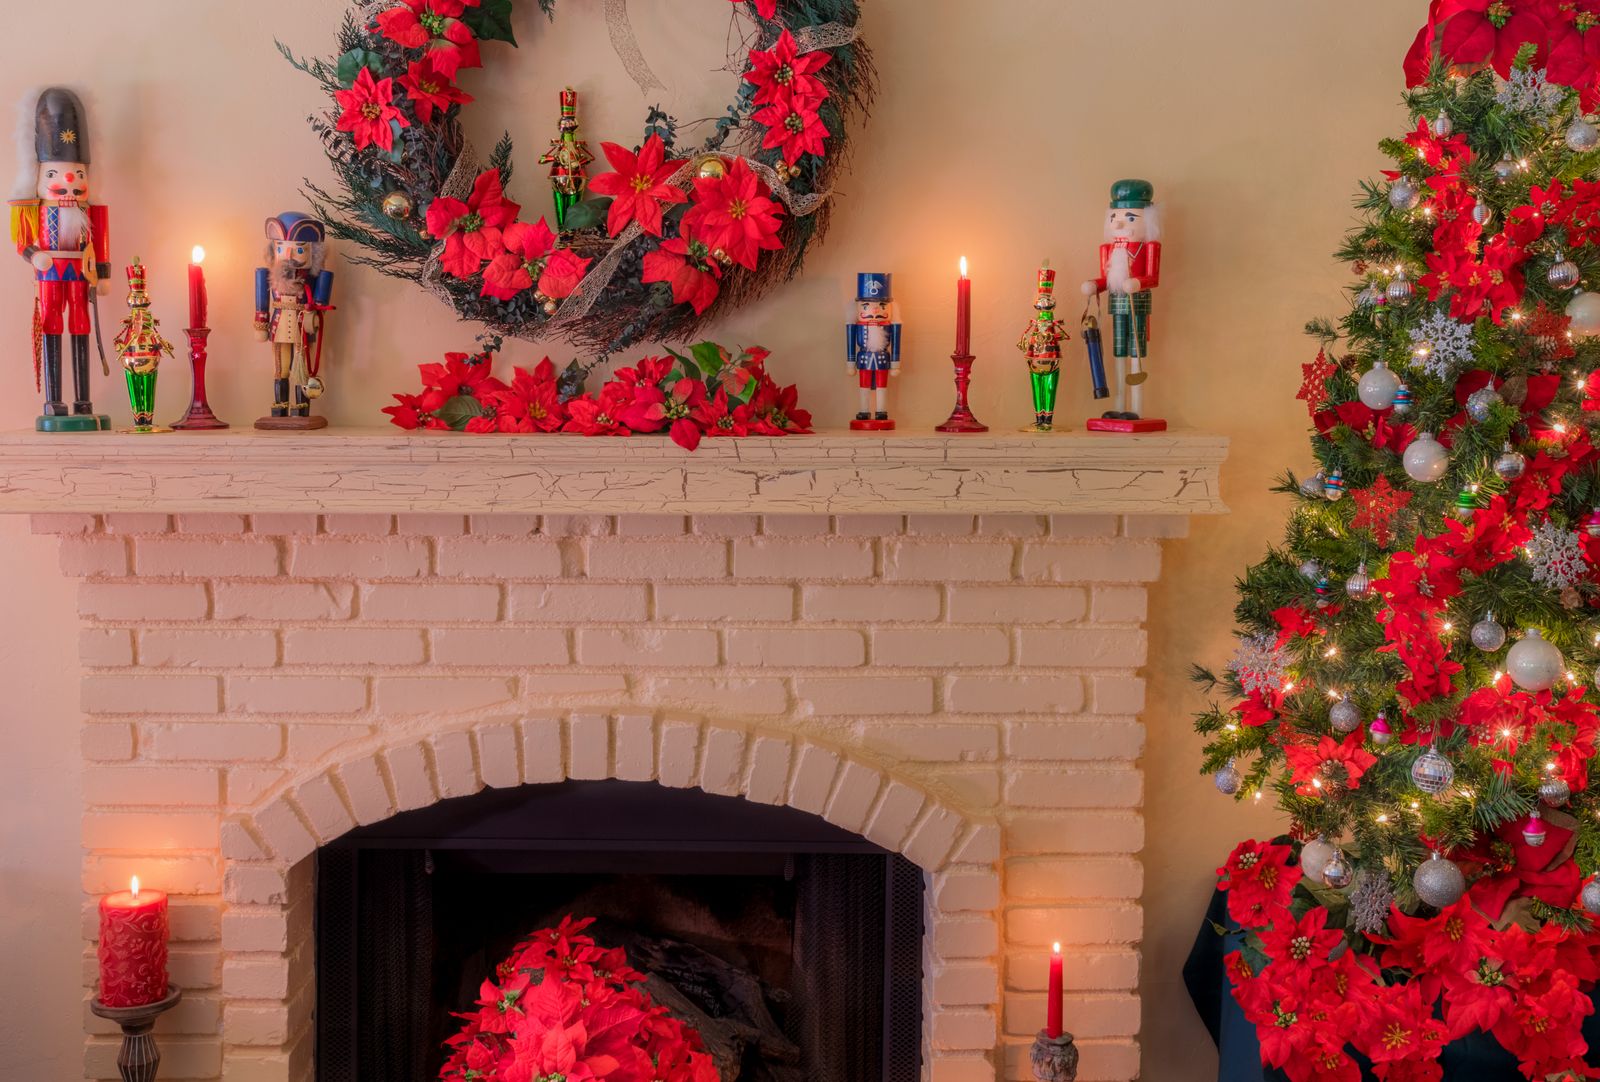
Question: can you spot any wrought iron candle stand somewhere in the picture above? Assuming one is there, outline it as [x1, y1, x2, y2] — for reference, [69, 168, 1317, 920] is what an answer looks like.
[1030, 1028, 1080, 1082]
[90, 986, 182, 1082]
[935, 350, 988, 432]
[170, 328, 228, 430]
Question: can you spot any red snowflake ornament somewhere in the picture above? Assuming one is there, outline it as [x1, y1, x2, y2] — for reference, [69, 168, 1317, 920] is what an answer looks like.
[1297, 349, 1338, 419]
[1351, 475, 1413, 548]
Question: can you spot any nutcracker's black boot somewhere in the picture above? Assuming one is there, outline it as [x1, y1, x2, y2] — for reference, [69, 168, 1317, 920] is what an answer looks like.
[272, 378, 290, 417]
[70, 336, 93, 415]
[854, 411, 869, 421]
[874, 411, 889, 421]
[42, 336, 66, 416]
[293, 384, 310, 417]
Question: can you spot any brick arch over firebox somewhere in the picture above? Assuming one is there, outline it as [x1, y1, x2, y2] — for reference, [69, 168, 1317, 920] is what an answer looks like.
[217, 711, 1002, 1082]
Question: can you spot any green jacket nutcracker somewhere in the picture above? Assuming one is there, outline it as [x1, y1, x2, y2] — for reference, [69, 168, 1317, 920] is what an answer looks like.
[1017, 262, 1071, 431]
[1081, 179, 1165, 431]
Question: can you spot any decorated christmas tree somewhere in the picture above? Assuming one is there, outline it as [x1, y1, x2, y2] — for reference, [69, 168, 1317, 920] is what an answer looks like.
[1196, 5, 1600, 1079]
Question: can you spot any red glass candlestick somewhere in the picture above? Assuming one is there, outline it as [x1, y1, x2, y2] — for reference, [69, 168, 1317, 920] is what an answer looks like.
[935, 351, 988, 432]
[170, 327, 228, 430]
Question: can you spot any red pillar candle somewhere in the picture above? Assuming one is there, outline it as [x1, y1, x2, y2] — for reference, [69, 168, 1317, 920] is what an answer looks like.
[97, 877, 170, 1008]
[188, 246, 208, 330]
[956, 256, 972, 357]
[1046, 941, 1064, 1038]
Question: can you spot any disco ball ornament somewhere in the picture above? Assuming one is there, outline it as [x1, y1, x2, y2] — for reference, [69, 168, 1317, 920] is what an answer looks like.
[1346, 562, 1372, 599]
[1214, 760, 1243, 796]
[1330, 696, 1362, 734]
[1299, 471, 1326, 498]
[1549, 251, 1581, 290]
[1358, 361, 1402, 410]
[1370, 713, 1393, 744]
[1391, 384, 1414, 414]
[1583, 878, 1600, 914]
[1494, 154, 1518, 181]
[1584, 507, 1600, 538]
[1432, 110, 1454, 137]
[1507, 628, 1563, 692]
[1300, 837, 1336, 885]
[1414, 851, 1467, 907]
[1323, 469, 1346, 501]
[1567, 291, 1600, 337]
[1523, 809, 1548, 848]
[1540, 774, 1571, 806]
[1470, 612, 1507, 652]
[1411, 746, 1456, 795]
[1472, 199, 1493, 226]
[1387, 269, 1415, 303]
[381, 191, 413, 220]
[1403, 431, 1449, 483]
[1465, 385, 1501, 423]
[1389, 178, 1422, 210]
[1322, 852, 1353, 889]
[1299, 558, 1323, 581]
[1569, 116, 1600, 151]
[1494, 443, 1527, 481]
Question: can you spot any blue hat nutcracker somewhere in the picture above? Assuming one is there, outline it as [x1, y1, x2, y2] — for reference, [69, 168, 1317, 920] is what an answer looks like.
[254, 212, 335, 429]
[846, 273, 901, 430]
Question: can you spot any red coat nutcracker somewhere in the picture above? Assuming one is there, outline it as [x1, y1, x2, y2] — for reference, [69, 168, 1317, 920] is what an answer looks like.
[9, 88, 111, 431]
[1081, 179, 1165, 432]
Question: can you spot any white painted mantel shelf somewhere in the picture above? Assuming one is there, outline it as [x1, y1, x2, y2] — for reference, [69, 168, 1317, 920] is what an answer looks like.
[0, 426, 1229, 515]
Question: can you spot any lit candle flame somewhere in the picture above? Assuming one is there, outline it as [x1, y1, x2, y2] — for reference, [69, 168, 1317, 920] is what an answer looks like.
[959, 256, 968, 279]
[191, 246, 205, 265]
[130, 876, 140, 899]
[1052, 941, 1061, 955]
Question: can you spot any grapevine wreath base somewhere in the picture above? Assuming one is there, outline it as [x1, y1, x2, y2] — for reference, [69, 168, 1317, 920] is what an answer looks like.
[284, 0, 874, 353]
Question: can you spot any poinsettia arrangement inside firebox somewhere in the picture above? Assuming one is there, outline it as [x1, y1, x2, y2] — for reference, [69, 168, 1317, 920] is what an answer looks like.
[440, 916, 719, 1082]
[384, 339, 811, 451]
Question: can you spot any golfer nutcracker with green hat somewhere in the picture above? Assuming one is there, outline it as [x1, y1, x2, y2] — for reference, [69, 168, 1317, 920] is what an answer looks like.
[1017, 261, 1071, 431]
[1081, 179, 1166, 433]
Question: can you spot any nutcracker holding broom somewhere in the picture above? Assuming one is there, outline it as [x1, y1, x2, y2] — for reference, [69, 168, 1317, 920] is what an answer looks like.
[10, 88, 111, 431]
[1081, 179, 1167, 433]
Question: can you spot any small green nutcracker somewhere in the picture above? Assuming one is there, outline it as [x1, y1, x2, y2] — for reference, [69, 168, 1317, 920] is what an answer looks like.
[112, 259, 173, 432]
[1017, 261, 1071, 431]
[539, 88, 594, 231]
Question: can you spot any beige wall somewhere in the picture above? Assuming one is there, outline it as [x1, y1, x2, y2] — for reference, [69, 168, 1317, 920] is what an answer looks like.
[0, 1, 1422, 1077]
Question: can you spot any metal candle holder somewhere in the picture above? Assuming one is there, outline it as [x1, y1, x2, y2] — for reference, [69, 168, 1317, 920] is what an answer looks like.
[170, 328, 228, 430]
[90, 986, 182, 1082]
[1030, 1028, 1080, 1082]
[935, 350, 988, 433]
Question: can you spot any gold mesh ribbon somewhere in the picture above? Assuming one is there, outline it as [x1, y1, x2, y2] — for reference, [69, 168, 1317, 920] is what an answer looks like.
[604, 0, 666, 95]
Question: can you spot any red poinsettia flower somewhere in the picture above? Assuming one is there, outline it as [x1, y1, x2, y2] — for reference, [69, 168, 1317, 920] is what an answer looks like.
[382, 391, 428, 429]
[398, 55, 472, 123]
[334, 67, 410, 153]
[426, 170, 522, 279]
[1547, 0, 1600, 95]
[729, 0, 779, 20]
[743, 29, 831, 104]
[564, 384, 634, 436]
[1357, 981, 1448, 1069]
[1436, 0, 1552, 76]
[1216, 839, 1301, 930]
[586, 134, 687, 238]
[491, 360, 568, 433]
[681, 158, 785, 272]
[481, 218, 592, 303]
[641, 237, 723, 314]
[754, 91, 831, 164]
[1257, 907, 1345, 973]
[415, 350, 500, 414]
[691, 388, 753, 437]
[753, 380, 812, 434]
[375, 0, 483, 77]
[1284, 731, 1378, 796]
[1405, 1, 1448, 86]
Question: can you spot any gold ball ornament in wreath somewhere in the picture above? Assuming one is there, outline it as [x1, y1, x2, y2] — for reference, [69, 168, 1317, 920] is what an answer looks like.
[281, 0, 874, 352]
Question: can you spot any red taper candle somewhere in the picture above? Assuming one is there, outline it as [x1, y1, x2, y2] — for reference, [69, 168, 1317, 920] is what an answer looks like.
[1046, 941, 1064, 1039]
[97, 876, 169, 1008]
[955, 256, 971, 357]
[188, 246, 208, 330]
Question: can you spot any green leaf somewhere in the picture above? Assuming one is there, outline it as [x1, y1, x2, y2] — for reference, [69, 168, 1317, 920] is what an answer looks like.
[690, 341, 728, 376]
[462, 0, 517, 45]
[435, 394, 492, 430]
[335, 49, 383, 86]
[561, 198, 609, 233]
[669, 347, 701, 383]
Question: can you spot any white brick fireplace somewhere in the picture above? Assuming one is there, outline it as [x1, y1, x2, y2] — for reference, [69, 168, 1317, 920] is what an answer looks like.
[0, 428, 1226, 1082]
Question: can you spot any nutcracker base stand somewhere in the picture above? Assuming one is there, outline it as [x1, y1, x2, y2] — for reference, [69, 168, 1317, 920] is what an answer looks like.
[255, 414, 329, 431]
[935, 352, 988, 433]
[850, 417, 896, 432]
[1029, 1029, 1080, 1082]
[90, 986, 182, 1082]
[37, 413, 109, 433]
[1085, 416, 1167, 433]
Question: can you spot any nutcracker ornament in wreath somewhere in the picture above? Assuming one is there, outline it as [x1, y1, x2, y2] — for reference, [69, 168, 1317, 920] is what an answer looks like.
[282, 0, 874, 354]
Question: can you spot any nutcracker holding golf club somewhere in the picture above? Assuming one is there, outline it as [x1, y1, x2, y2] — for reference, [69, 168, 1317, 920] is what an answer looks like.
[1081, 179, 1166, 432]
[254, 212, 335, 429]
[10, 87, 111, 431]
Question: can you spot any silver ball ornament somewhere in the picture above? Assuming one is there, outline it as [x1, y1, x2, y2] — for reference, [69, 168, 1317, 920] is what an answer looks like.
[1387, 270, 1415, 304]
[1215, 760, 1243, 796]
[1432, 110, 1454, 138]
[1389, 178, 1422, 210]
[1358, 362, 1403, 410]
[1583, 878, 1600, 915]
[1411, 746, 1456, 795]
[1472, 199, 1494, 226]
[1357, 283, 1384, 308]
[1523, 809, 1548, 848]
[1299, 471, 1326, 498]
[1329, 696, 1362, 734]
[1506, 628, 1563, 692]
[1413, 851, 1467, 908]
[1300, 837, 1336, 885]
[1493, 154, 1518, 182]
[1465, 385, 1501, 423]
[1567, 291, 1600, 338]
[1539, 774, 1571, 806]
[1346, 562, 1372, 599]
[1569, 117, 1600, 152]
[1470, 612, 1507, 652]
[1402, 431, 1449, 483]
[1322, 852, 1353, 889]
[1549, 252, 1581, 290]
[1494, 443, 1527, 481]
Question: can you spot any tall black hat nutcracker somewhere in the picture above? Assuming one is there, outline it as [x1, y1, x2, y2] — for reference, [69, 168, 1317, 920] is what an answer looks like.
[10, 88, 111, 431]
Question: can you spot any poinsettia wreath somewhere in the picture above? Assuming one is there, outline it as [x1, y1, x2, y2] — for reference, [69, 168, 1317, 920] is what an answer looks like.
[281, 0, 873, 353]
[439, 916, 719, 1082]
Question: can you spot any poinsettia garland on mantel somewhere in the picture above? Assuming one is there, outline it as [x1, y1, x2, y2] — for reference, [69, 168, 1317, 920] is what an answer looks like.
[383, 339, 812, 450]
[281, 0, 874, 353]
[439, 916, 718, 1082]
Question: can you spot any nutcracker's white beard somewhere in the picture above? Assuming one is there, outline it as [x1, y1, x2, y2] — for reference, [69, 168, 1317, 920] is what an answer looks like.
[1103, 204, 1161, 244]
[52, 204, 88, 249]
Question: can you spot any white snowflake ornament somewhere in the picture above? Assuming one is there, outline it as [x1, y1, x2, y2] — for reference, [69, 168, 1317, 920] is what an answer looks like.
[1229, 633, 1287, 697]
[1526, 519, 1591, 589]
[1408, 310, 1476, 379]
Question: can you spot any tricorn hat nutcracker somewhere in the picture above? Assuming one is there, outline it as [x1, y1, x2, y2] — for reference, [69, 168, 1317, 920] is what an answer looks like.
[253, 211, 335, 429]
